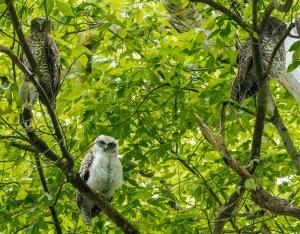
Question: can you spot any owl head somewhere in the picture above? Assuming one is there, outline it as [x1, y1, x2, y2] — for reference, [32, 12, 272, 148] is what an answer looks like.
[264, 17, 287, 37]
[94, 135, 119, 153]
[30, 17, 51, 33]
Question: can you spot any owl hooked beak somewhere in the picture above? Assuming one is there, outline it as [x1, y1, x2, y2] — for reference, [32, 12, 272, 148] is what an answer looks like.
[37, 23, 43, 32]
[104, 142, 117, 152]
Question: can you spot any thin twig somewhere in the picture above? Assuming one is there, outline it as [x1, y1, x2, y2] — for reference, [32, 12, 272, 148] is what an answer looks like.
[34, 153, 62, 234]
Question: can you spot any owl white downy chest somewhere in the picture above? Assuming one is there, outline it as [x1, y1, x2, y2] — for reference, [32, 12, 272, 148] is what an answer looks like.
[76, 135, 123, 226]
[87, 145, 123, 199]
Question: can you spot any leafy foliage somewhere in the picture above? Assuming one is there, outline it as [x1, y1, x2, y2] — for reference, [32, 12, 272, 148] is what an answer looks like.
[1, 0, 300, 233]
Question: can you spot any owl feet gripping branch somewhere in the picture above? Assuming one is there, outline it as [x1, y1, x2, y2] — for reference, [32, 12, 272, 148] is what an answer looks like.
[76, 135, 123, 226]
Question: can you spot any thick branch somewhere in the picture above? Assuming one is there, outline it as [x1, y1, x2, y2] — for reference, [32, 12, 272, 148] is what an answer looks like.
[194, 114, 300, 224]
[263, 0, 293, 30]
[269, 96, 300, 172]
[34, 154, 62, 234]
[11, 141, 39, 153]
[214, 5, 293, 232]
[5, 0, 73, 167]
[251, 185, 300, 219]
[189, 0, 251, 31]
[249, 0, 268, 173]
[0, 45, 32, 77]
[215, 74, 298, 233]
[26, 131, 66, 168]
[4, 0, 37, 69]
[194, 113, 252, 180]
[67, 172, 139, 234]
[213, 180, 245, 234]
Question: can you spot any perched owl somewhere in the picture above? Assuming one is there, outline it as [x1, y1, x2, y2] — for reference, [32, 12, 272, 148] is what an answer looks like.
[230, 17, 287, 106]
[76, 135, 123, 226]
[19, 17, 60, 111]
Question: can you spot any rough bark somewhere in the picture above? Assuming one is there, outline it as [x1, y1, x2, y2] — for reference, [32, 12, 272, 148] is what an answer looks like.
[194, 113, 300, 222]
[269, 95, 300, 172]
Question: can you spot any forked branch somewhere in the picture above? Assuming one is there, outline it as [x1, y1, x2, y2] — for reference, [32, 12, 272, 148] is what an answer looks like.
[194, 114, 300, 221]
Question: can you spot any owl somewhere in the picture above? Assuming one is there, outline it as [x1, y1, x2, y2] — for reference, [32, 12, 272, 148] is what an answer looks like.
[230, 17, 287, 106]
[76, 135, 123, 226]
[19, 17, 60, 111]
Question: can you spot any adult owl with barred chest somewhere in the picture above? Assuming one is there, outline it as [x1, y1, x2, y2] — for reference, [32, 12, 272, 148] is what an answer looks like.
[19, 17, 60, 111]
[230, 17, 287, 106]
[76, 135, 123, 226]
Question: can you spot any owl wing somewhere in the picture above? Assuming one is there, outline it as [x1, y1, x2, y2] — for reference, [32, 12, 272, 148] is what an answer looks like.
[76, 151, 94, 208]
[230, 37, 255, 105]
[45, 34, 61, 98]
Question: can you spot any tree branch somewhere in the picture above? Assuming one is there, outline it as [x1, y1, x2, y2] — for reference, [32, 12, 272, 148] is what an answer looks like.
[0, 45, 32, 77]
[5, 0, 74, 167]
[66, 171, 139, 234]
[11, 141, 39, 153]
[34, 153, 62, 234]
[213, 180, 245, 234]
[262, 0, 293, 31]
[251, 185, 300, 219]
[194, 113, 251, 179]
[248, 0, 268, 173]
[269, 95, 300, 172]
[194, 113, 300, 221]
[189, 0, 251, 32]
[213, 5, 294, 232]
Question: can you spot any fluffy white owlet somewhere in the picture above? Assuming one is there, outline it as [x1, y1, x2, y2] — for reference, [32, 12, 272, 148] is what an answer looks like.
[76, 135, 123, 226]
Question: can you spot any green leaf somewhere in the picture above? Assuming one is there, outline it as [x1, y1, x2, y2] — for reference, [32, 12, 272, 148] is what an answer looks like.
[287, 60, 300, 72]
[45, 192, 53, 201]
[55, 0, 74, 16]
[46, 0, 54, 15]
[136, 9, 143, 25]
[252, 32, 259, 39]
[16, 189, 27, 200]
[288, 40, 300, 52]
[245, 178, 256, 190]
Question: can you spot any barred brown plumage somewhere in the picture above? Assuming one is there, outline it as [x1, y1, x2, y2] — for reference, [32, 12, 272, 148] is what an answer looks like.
[19, 17, 60, 112]
[230, 17, 287, 106]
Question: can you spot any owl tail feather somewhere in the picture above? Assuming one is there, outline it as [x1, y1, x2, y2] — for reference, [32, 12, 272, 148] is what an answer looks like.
[81, 207, 93, 226]
[20, 108, 33, 129]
